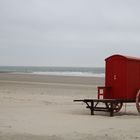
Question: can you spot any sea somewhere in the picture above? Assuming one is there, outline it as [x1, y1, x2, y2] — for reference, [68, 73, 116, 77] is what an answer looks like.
[0, 66, 105, 77]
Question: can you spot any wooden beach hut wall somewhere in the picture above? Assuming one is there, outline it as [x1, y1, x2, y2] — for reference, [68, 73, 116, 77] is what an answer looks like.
[104, 54, 140, 100]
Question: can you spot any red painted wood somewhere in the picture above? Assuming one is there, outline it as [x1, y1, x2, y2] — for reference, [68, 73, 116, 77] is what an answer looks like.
[103, 54, 140, 100]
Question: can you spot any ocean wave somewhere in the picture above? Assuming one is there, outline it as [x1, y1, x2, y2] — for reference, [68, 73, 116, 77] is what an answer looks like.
[32, 72, 105, 77]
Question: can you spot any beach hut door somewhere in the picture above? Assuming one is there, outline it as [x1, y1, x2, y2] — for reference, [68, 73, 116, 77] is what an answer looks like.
[111, 60, 125, 99]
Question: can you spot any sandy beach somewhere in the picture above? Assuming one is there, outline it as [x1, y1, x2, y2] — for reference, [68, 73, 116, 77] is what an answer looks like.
[0, 73, 140, 140]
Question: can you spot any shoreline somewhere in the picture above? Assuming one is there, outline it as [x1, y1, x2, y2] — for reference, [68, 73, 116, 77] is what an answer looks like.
[0, 66, 105, 78]
[0, 73, 104, 86]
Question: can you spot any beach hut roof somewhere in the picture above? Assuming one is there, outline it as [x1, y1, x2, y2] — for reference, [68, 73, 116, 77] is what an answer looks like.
[105, 54, 140, 62]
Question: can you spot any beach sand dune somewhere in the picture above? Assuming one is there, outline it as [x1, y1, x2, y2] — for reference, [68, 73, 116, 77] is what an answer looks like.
[0, 73, 139, 140]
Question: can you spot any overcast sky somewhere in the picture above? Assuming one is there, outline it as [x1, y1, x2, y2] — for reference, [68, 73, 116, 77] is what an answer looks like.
[0, 0, 140, 67]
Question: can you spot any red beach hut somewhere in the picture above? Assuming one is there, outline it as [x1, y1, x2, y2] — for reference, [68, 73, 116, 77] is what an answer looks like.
[75, 54, 140, 116]
[102, 54, 140, 100]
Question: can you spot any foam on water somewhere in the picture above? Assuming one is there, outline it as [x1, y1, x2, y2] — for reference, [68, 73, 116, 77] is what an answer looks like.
[33, 71, 105, 77]
[0, 66, 105, 77]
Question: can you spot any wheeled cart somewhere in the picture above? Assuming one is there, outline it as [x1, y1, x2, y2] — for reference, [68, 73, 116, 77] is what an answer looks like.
[74, 55, 140, 116]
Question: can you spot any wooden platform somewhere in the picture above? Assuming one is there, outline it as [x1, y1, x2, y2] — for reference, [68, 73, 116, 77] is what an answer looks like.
[74, 99, 135, 116]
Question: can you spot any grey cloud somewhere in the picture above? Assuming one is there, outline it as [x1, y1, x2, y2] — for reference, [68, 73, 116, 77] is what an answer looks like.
[0, 0, 140, 66]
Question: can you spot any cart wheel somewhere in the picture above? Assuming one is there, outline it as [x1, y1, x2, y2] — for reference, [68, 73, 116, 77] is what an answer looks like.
[105, 102, 123, 113]
[136, 89, 140, 113]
